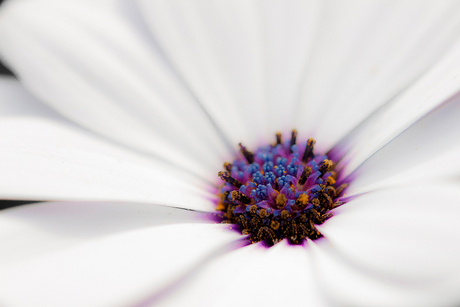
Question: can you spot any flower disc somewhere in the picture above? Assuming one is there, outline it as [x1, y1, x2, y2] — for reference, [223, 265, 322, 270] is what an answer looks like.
[217, 131, 348, 246]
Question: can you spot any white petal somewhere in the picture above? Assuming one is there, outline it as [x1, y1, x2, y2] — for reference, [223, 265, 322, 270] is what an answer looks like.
[0, 223, 240, 307]
[0, 116, 215, 211]
[296, 0, 460, 150]
[310, 239, 460, 307]
[318, 184, 460, 298]
[155, 240, 327, 307]
[260, 0, 321, 133]
[0, 75, 214, 210]
[136, 0, 271, 144]
[368, 145, 460, 192]
[338, 36, 460, 176]
[0, 76, 61, 120]
[0, 201, 212, 270]
[347, 91, 460, 194]
[0, 0, 230, 176]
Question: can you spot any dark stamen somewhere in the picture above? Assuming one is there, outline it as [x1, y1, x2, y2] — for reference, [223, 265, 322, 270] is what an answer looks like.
[319, 159, 333, 176]
[311, 208, 320, 220]
[218, 171, 243, 188]
[276, 132, 282, 145]
[239, 143, 254, 164]
[322, 193, 333, 209]
[336, 183, 349, 195]
[325, 186, 336, 198]
[302, 138, 316, 163]
[299, 223, 308, 237]
[309, 219, 321, 238]
[290, 220, 298, 242]
[237, 215, 248, 229]
[226, 202, 234, 219]
[223, 162, 232, 173]
[290, 129, 297, 153]
[317, 212, 333, 224]
[331, 200, 345, 209]
[297, 166, 312, 186]
[257, 226, 276, 242]
[230, 190, 251, 204]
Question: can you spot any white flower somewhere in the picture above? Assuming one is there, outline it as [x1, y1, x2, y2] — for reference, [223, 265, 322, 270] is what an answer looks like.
[1, 0, 460, 306]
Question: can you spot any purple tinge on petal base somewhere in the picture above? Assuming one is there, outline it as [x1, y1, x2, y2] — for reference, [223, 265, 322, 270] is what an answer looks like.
[216, 130, 350, 246]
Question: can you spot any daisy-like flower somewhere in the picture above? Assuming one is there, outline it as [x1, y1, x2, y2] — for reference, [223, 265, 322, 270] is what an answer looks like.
[1, 0, 460, 306]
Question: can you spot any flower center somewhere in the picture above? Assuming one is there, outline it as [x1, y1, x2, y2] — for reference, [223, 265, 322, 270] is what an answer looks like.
[216, 130, 348, 246]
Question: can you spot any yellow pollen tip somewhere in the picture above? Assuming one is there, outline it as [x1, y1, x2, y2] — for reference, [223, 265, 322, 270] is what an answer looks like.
[280, 210, 290, 219]
[276, 193, 287, 208]
[297, 193, 309, 205]
[215, 202, 225, 211]
[312, 198, 320, 207]
[271, 220, 280, 230]
[259, 209, 268, 218]
[323, 159, 333, 170]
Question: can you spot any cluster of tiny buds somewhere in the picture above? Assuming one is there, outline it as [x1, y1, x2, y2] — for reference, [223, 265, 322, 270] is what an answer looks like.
[216, 130, 348, 246]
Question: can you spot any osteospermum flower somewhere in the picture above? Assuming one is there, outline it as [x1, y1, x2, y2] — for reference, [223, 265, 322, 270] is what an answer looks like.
[1, 0, 460, 306]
